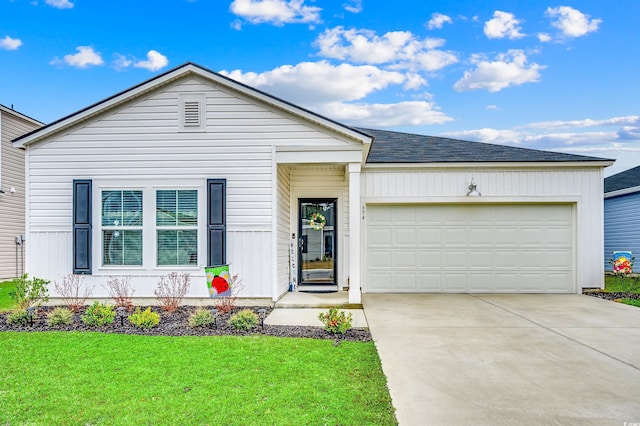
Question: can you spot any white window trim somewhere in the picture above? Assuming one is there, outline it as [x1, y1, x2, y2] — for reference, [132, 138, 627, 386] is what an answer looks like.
[93, 180, 206, 275]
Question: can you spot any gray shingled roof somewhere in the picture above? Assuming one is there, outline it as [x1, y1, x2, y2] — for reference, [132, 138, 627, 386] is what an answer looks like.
[604, 165, 640, 193]
[359, 127, 612, 164]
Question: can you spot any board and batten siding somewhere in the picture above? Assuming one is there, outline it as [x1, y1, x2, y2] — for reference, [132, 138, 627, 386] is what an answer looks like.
[604, 192, 640, 270]
[289, 166, 350, 288]
[361, 167, 606, 290]
[0, 111, 41, 280]
[25, 76, 353, 298]
[276, 165, 291, 297]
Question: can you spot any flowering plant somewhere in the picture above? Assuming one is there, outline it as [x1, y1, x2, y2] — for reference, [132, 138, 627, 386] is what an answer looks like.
[309, 212, 326, 230]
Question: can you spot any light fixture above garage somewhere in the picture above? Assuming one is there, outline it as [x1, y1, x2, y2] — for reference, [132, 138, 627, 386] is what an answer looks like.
[466, 179, 481, 197]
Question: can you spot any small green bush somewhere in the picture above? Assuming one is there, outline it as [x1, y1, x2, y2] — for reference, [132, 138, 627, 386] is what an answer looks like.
[7, 308, 32, 325]
[81, 302, 116, 326]
[188, 308, 215, 327]
[318, 308, 353, 334]
[9, 274, 50, 309]
[48, 307, 74, 326]
[229, 309, 258, 331]
[128, 307, 160, 329]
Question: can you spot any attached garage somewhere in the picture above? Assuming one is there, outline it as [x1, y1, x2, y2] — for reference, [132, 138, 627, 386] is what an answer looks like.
[365, 203, 575, 293]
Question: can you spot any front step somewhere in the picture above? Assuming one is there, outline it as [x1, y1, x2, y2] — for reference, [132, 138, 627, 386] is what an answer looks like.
[275, 290, 363, 309]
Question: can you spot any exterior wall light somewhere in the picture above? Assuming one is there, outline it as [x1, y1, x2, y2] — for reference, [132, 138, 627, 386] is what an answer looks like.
[466, 179, 482, 197]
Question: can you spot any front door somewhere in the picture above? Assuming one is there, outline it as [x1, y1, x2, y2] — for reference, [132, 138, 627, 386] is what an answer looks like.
[298, 199, 337, 289]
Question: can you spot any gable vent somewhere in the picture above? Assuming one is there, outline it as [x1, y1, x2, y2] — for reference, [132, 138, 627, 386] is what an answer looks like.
[183, 101, 200, 127]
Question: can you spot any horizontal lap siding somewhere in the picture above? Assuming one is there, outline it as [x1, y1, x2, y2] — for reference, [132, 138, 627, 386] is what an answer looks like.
[26, 76, 344, 297]
[604, 193, 640, 270]
[362, 168, 605, 290]
[0, 112, 40, 280]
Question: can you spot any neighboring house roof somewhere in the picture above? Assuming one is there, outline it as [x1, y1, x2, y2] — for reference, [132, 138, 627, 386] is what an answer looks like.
[360, 127, 613, 164]
[0, 104, 43, 126]
[604, 165, 640, 196]
[12, 62, 373, 150]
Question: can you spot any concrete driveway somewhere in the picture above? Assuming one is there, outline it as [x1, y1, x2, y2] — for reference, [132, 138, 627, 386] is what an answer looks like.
[363, 294, 640, 425]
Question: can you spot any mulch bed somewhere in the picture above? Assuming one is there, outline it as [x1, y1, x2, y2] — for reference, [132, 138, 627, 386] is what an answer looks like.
[0, 305, 371, 342]
[583, 290, 640, 301]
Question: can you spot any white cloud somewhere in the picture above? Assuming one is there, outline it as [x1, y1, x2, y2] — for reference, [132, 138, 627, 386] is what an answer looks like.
[427, 13, 452, 30]
[113, 54, 133, 71]
[453, 50, 545, 92]
[343, 0, 362, 14]
[537, 33, 552, 43]
[525, 116, 640, 129]
[45, 0, 73, 9]
[546, 6, 601, 38]
[0, 36, 22, 50]
[315, 27, 457, 72]
[229, 0, 321, 26]
[133, 50, 169, 71]
[221, 60, 405, 104]
[484, 11, 525, 39]
[51, 46, 104, 68]
[486, 105, 500, 110]
[319, 101, 453, 127]
[220, 61, 452, 126]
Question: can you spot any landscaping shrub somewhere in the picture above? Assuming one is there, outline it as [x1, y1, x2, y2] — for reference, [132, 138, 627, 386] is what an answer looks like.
[7, 308, 32, 325]
[155, 272, 191, 312]
[229, 309, 258, 331]
[103, 276, 135, 309]
[81, 302, 116, 326]
[128, 307, 160, 329]
[53, 274, 93, 312]
[318, 308, 353, 334]
[9, 274, 50, 309]
[214, 274, 243, 313]
[47, 307, 74, 327]
[188, 308, 216, 328]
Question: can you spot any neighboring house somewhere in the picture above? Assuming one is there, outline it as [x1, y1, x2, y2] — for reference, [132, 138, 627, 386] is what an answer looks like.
[13, 63, 613, 303]
[0, 104, 42, 281]
[604, 166, 640, 270]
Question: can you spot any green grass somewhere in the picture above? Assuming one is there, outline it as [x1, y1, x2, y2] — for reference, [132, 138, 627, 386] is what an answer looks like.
[0, 279, 17, 312]
[0, 332, 396, 425]
[619, 299, 640, 308]
[603, 274, 640, 293]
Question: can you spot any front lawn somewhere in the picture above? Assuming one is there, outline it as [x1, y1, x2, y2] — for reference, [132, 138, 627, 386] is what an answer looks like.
[603, 274, 640, 293]
[0, 332, 396, 425]
[0, 279, 16, 312]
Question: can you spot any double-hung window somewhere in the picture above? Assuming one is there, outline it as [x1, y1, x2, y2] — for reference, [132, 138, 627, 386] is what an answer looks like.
[101, 190, 143, 266]
[156, 190, 198, 266]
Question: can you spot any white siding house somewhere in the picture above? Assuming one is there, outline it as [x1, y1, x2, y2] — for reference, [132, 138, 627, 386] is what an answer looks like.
[13, 63, 612, 303]
[0, 105, 42, 280]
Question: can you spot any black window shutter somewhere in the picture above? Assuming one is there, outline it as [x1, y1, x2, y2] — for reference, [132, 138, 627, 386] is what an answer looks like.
[73, 179, 92, 274]
[207, 179, 226, 266]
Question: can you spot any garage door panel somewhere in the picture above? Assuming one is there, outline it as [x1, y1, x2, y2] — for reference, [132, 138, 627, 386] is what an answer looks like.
[393, 251, 416, 268]
[365, 204, 574, 293]
[441, 274, 467, 291]
[395, 228, 418, 245]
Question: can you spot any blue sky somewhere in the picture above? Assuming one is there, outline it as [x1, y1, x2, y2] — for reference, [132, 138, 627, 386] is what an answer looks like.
[1, 0, 638, 176]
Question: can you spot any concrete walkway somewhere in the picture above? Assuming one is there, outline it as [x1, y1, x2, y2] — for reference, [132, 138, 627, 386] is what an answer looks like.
[363, 294, 640, 426]
[264, 290, 367, 328]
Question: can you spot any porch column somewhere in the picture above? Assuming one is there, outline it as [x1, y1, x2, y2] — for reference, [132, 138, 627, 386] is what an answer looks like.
[348, 162, 361, 304]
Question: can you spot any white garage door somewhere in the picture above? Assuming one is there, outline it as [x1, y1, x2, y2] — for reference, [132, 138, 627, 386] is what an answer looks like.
[365, 204, 574, 293]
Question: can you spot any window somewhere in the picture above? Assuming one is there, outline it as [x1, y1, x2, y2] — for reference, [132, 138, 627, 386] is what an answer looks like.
[101, 190, 143, 266]
[156, 190, 198, 266]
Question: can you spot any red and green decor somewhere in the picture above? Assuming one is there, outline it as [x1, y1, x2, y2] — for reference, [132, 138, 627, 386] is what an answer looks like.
[206, 264, 231, 297]
[612, 251, 633, 274]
